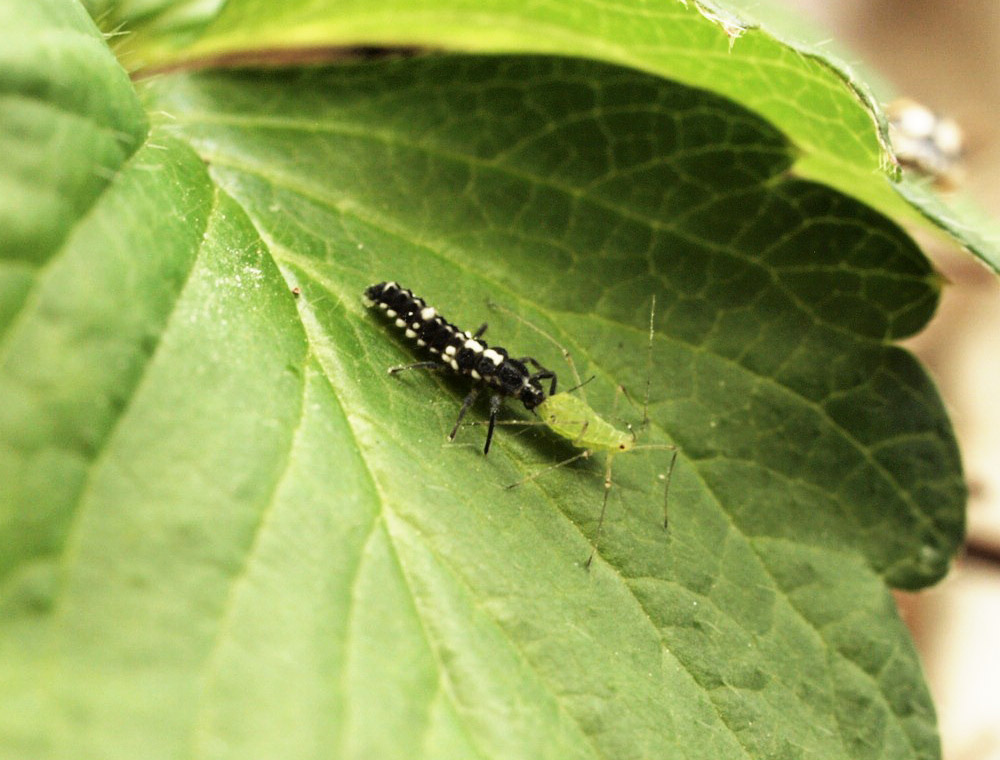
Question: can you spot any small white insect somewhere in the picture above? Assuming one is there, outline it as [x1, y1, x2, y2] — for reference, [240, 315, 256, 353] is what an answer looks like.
[887, 97, 964, 189]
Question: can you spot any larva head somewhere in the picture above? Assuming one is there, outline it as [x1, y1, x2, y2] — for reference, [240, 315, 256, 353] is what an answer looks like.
[491, 356, 546, 411]
[364, 281, 395, 304]
[518, 377, 547, 410]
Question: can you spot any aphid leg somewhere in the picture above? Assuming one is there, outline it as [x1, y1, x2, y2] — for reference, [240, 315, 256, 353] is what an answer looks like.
[583, 444, 675, 567]
[615, 383, 636, 414]
[449, 387, 481, 442]
[609, 384, 640, 443]
[643, 295, 656, 427]
[661, 449, 678, 529]
[472, 322, 488, 339]
[388, 361, 445, 375]
[571, 419, 590, 447]
[630, 443, 680, 528]
[584, 453, 617, 569]
[484, 393, 503, 455]
[504, 450, 592, 490]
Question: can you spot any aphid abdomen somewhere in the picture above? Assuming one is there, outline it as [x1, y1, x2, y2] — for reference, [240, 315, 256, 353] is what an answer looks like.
[536, 393, 632, 451]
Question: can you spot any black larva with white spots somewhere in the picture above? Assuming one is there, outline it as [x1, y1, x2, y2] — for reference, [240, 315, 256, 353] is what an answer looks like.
[364, 281, 558, 454]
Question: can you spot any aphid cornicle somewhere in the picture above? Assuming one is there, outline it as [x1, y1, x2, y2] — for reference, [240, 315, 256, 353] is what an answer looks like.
[363, 281, 557, 454]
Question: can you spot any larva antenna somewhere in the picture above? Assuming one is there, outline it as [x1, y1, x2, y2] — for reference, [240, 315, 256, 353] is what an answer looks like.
[486, 300, 585, 398]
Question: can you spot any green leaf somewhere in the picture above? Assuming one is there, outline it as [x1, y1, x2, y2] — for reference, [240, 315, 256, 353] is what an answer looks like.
[0, 2, 970, 760]
[0, 0, 146, 266]
[104, 0, 1000, 271]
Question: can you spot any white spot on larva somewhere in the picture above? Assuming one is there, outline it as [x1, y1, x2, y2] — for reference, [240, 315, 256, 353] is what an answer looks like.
[464, 340, 484, 353]
[420, 307, 437, 321]
[483, 349, 503, 365]
[471, 370, 481, 380]
[395, 318, 406, 328]
[378, 302, 389, 310]
[385, 281, 399, 290]
[405, 329, 416, 338]
[445, 345, 457, 356]
[363, 296, 375, 306]
[416, 339, 426, 346]
[429, 347, 439, 354]
[464, 331, 472, 338]
[386, 309, 397, 318]
[411, 322, 420, 330]
[449, 359, 459, 370]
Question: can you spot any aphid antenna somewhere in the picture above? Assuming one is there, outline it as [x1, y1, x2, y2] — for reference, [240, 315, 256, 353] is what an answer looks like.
[604, 295, 657, 431]
[464, 418, 538, 442]
[502, 450, 592, 491]
[612, 384, 640, 437]
[638, 445, 679, 530]
[563, 375, 597, 396]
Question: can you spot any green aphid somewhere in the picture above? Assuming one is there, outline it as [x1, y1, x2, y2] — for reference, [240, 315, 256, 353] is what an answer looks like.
[493, 299, 679, 568]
